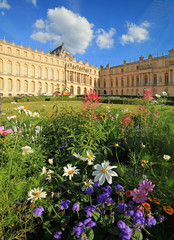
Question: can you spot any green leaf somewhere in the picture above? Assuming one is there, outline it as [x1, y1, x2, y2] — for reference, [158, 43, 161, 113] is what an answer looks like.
[107, 226, 119, 236]
[131, 229, 143, 240]
[85, 228, 94, 240]
[92, 210, 101, 221]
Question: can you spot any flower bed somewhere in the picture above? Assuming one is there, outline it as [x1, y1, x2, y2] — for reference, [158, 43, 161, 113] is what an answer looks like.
[0, 94, 174, 240]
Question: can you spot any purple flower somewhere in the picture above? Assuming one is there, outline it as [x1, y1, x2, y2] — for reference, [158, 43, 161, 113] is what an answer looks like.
[34, 206, 44, 217]
[73, 224, 86, 238]
[117, 220, 126, 230]
[131, 188, 148, 203]
[84, 187, 94, 195]
[53, 231, 62, 240]
[97, 194, 107, 203]
[139, 180, 155, 193]
[59, 200, 71, 210]
[93, 182, 100, 188]
[158, 215, 165, 223]
[127, 201, 135, 210]
[115, 184, 124, 191]
[146, 216, 157, 227]
[117, 202, 127, 211]
[73, 203, 80, 211]
[102, 185, 112, 197]
[83, 218, 92, 225]
[87, 220, 97, 228]
[84, 205, 96, 218]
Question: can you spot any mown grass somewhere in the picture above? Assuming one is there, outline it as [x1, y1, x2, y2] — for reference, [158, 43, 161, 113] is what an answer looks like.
[2, 100, 174, 117]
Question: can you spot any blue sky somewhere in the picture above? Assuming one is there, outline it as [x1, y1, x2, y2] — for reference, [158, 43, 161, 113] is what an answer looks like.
[0, 0, 174, 67]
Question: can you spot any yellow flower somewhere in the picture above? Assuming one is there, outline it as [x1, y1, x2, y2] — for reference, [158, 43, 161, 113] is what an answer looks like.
[115, 143, 119, 147]
[142, 144, 146, 148]
[100, 112, 107, 120]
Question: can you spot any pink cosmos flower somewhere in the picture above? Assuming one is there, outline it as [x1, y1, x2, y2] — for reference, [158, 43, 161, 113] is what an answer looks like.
[83, 91, 101, 109]
[131, 188, 148, 203]
[139, 180, 155, 193]
[0, 126, 13, 136]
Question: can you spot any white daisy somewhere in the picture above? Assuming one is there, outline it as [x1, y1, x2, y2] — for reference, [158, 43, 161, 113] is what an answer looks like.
[82, 179, 94, 191]
[27, 187, 47, 202]
[92, 161, 118, 185]
[163, 154, 171, 161]
[63, 164, 80, 180]
[41, 167, 47, 175]
[22, 146, 34, 155]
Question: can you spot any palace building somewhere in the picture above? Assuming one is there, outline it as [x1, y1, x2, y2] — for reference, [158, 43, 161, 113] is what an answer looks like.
[0, 36, 174, 97]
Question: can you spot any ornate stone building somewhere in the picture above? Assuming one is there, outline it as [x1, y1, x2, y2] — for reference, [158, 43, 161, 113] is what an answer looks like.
[0, 36, 174, 97]
[0, 37, 99, 97]
[100, 50, 174, 96]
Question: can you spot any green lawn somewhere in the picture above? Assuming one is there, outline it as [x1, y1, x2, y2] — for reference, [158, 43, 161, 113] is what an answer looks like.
[1, 100, 173, 118]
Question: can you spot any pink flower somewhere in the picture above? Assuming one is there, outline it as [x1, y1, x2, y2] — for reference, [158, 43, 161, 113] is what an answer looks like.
[139, 180, 155, 193]
[83, 91, 101, 109]
[131, 188, 148, 203]
[0, 126, 13, 136]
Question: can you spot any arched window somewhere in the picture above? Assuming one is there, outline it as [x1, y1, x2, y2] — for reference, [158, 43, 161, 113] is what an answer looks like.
[24, 80, 28, 92]
[8, 79, 12, 91]
[38, 82, 42, 92]
[104, 90, 107, 95]
[0, 78, 4, 90]
[44, 82, 48, 92]
[7, 61, 12, 74]
[104, 79, 106, 87]
[116, 78, 118, 87]
[31, 65, 35, 77]
[44, 68, 48, 79]
[131, 76, 134, 86]
[16, 62, 20, 75]
[70, 85, 74, 95]
[165, 73, 168, 85]
[0, 59, 3, 72]
[31, 81, 35, 92]
[51, 83, 54, 93]
[94, 78, 97, 87]
[50, 69, 54, 80]
[77, 86, 81, 95]
[16, 79, 20, 91]
[38, 66, 41, 78]
[121, 77, 124, 87]
[136, 76, 139, 86]
[127, 77, 129, 86]
[84, 87, 87, 94]
[90, 77, 92, 85]
[24, 64, 28, 76]
[153, 74, 157, 85]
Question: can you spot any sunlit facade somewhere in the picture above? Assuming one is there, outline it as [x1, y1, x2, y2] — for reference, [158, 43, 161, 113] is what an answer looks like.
[0, 36, 174, 97]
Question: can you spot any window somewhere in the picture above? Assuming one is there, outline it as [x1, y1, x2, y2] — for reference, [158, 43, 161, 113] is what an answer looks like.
[38, 82, 42, 92]
[31, 81, 35, 92]
[7, 61, 12, 74]
[111, 79, 113, 87]
[16, 79, 20, 91]
[38, 67, 41, 78]
[77, 74, 80, 83]
[165, 73, 168, 85]
[16, 62, 20, 75]
[77, 86, 81, 95]
[153, 74, 157, 85]
[56, 70, 59, 81]
[90, 77, 92, 85]
[70, 85, 74, 95]
[121, 77, 124, 87]
[116, 78, 118, 87]
[24, 64, 28, 76]
[104, 79, 106, 87]
[50, 69, 54, 80]
[51, 83, 54, 93]
[111, 90, 113, 95]
[31, 65, 35, 77]
[136, 76, 139, 86]
[44, 82, 48, 92]
[144, 74, 148, 85]
[127, 77, 129, 86]
[131, 76, 134, 86]
[121, 68, 124, 73]
[84, 87, 87, 94]
[8, 79, 12, 91]
[24, 80, 28, 92]
[44, 68, 48, 79]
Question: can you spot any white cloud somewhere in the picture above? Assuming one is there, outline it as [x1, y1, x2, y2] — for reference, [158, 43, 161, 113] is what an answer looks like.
[1, 11, 5, 15]
[96, 28, 116, 49]
[121, 21, 151, 45]
[33, 19, 45, 29]
[30, 7, 94, 54]
[27, 0, 37, 7]
[0, 0, 10, 9]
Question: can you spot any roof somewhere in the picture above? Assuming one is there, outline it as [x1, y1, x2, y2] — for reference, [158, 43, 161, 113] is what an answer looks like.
[50, 42, 69, 56]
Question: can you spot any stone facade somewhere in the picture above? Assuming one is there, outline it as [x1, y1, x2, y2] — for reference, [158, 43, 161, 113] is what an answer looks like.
[0, 36, 174, 97]
[0, 37, 99, 97]
[100, 50, 174, 96]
